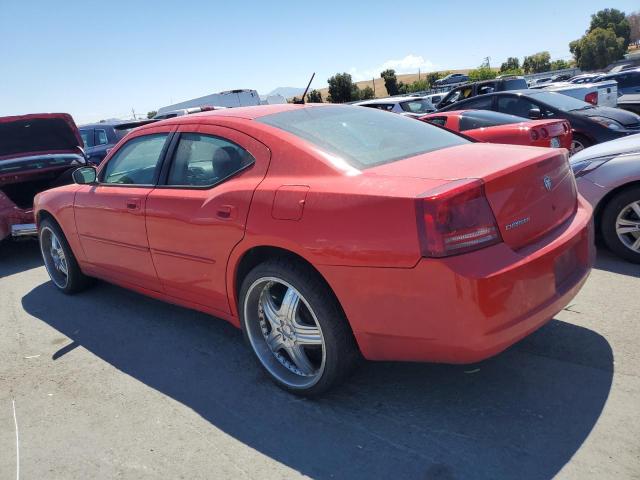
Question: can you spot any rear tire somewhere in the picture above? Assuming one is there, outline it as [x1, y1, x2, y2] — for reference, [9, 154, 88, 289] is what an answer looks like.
[239, 257, 358, 396]
[39, 218, 92, 293]
[600, 187, 640, 264]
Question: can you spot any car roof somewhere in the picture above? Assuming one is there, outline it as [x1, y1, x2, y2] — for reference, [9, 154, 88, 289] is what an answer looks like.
[79, 121, 124, 128]
[355, 96, 421, 105]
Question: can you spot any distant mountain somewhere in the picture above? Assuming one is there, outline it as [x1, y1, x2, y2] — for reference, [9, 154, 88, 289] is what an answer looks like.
[266, 87, 306, 98]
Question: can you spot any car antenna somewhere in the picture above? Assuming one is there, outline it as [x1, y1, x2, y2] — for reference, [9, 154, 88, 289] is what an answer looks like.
[294, 72, 315, 104]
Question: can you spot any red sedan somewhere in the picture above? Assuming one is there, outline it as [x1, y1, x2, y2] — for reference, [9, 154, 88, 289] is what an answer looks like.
[34, 104, 593, 395]
[420, 110, 573, 149]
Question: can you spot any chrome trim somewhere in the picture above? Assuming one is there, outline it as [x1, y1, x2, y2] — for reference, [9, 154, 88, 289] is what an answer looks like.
[10, 223, 37, 237]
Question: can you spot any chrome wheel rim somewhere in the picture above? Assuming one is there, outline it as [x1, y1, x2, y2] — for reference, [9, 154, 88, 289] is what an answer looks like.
[40, 226, 69, 289]
[244, 277, 325, 389]
[615, 201, 640, 253]
[571, 139, 585, 154]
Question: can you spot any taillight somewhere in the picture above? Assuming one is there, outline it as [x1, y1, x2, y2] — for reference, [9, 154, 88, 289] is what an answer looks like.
[585, 92, 597, 105]
[563, 122, 570, 133]
[540, 128, 549, 139]
[530, 129, 539, 141]
[417, 179, 502, 257]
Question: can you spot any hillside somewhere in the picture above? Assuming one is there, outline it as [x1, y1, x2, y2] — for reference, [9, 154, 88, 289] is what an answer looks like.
[312, 69, 471, 101]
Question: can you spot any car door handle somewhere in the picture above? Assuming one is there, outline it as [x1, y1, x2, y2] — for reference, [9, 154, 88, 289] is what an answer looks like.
[216, 205, 236, 220]
[126, 198, 141, 211]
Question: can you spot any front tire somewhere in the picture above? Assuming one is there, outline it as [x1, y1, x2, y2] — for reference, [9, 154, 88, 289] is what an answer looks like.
[571, 134, 591, 154]
[39, 218, 92, 293]
[600, 187, 640, 263]
[239, 258, 358, 396]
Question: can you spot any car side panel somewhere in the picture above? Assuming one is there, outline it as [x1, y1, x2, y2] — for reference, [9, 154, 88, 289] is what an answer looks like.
[33, 184, 85, 262]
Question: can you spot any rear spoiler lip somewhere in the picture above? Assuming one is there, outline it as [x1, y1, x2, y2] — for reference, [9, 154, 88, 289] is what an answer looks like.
[113, 119, 160, 130]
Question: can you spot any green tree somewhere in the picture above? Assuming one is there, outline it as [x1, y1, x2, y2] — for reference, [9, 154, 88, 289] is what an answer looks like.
[523, 51, 551, 73]
[147, 111, 157, 119]
[307, 89, 323, 103]
[570, 27, 627, 70]
[468, 66, 497, 81]
[549, 59, 572, 70]
[499, 68, 524, 76]
[358, 86, 375, 100]
[380, 69, 400, 96]
[500, 57, 520, 73]
[405, 79, 429, 93]
[327, 72, 360, 103]
[589, 8, 631, 48]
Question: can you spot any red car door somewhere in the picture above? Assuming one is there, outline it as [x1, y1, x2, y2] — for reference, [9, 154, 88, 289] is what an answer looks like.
[74, 127, 174, 291]
[145, 124, 270, 315]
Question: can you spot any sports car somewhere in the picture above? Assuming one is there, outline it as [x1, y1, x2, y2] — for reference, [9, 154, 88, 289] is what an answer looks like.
[34, 104, 594, 395]
[420, 110, 572, 149]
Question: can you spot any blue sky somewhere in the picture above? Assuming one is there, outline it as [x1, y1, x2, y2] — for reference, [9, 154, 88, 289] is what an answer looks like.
[0, 0, 637, 124]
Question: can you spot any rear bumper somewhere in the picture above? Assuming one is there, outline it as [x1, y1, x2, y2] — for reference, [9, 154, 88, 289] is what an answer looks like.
[319, 196, 594, 363]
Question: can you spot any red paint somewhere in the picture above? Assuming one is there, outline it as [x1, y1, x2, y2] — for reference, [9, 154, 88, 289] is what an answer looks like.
[420, 110, 573, 150]
[34, 104, 593, 364]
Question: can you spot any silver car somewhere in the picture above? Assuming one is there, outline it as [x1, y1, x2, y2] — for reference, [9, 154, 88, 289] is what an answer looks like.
[571, 134, 640, 263]
[354, 96, 436, 118]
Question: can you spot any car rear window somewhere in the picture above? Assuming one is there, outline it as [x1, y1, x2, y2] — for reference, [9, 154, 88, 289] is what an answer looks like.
[503, 78, 528, 89]
[458, 110, 523, 131]
[257, 106, 468, 169]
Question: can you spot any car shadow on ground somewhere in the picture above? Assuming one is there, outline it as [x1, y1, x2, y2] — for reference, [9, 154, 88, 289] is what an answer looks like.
[0, 239, 42, 278]
[593, 248, 640, 278]
[22, 277, 613, 480]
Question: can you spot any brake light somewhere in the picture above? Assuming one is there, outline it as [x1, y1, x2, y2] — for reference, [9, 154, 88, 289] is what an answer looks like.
[417, 179, 502, 257]
[563, 122, 570, 133]
[585, 92, 597, 105]
[530, 129, 539, 141]
[540, 128, 549, 139]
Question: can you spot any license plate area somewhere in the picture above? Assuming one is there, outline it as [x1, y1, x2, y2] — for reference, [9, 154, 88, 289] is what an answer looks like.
[550, 137, 561, 148]
[555, 246, 578, 292]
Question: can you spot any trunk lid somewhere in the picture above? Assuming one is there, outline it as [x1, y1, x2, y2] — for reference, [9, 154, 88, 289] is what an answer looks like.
[0, 113, 83, 160]
[367, 143, 577, 250]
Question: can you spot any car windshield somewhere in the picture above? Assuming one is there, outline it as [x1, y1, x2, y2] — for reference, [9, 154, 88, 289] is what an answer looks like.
[257, 106, 468, 169]
[399, 99, 433, 114]
[458, 110, 524, 131]
[528, 91, 593, 111]
[79, 130, 94, 148]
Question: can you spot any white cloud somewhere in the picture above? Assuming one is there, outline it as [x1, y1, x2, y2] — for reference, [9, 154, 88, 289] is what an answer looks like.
[349, 54, 437, 81]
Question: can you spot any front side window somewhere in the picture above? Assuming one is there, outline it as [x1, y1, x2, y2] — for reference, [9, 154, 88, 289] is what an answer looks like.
[102, 133, 168, 185]
[96, 129, 108, 145]
[257, 105, 468, 169]
[167, 133, 254, 187]
[80, 129, 94, 148]
[424, 116, 448, 127]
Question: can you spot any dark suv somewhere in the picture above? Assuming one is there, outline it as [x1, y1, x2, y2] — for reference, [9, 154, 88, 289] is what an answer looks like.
[436, 76, 528, 109]
[79, 122, 130, 165]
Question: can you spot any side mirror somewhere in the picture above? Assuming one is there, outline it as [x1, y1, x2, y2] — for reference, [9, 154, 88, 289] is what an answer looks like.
[528, 108, 542, 119]
[72, 166, 97, 185]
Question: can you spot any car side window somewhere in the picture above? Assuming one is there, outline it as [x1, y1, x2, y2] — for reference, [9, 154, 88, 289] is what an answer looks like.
[459, 96, 494, 110]
[425, 116, 447, 127]
[96, 129, 109, 145]
[102, 133, 168, 185]
[80, 129, 94, 148]
[166, 133, 254, 187]
[363, 104, 394, 111]
[497, 96, 538, 118]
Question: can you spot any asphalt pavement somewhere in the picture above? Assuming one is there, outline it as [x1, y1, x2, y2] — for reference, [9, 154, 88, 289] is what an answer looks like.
[1, 240, 638, 479]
